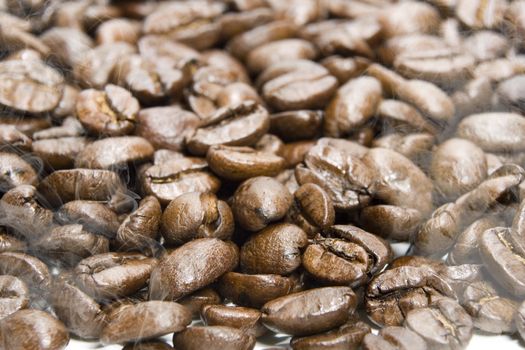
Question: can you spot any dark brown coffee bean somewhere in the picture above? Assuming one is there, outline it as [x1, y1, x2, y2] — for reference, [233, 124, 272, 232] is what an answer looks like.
[37, 169, 126, 208]
[56, 200, 120, 238]
[405, 297, 473, 350]
[161, 192, 234, 246]
[115, 196, 161, 252]
[149, 238, 239, 300]
[0, 275, 29, 319]
[0, 252, 51, 296]
[362, 326, 427, 350]
[201, 305, 266, 337]
[359, 205, 422, 242]
[101, 301, 192, 345]
[261, 286, 357, 336]
[0, 152, 37, 192]
[217, 272, 296, 308]
[232, 177, 292, 231]
[240, 223, 307, 275]
[291, 320, 371, 350]
[270, 110, 322, 142]
[49, 277, 107, 339]
[173, 325, 256, 350]
[34, 224, 109, 266]
[207, 145, 285, 181]
[75, 252, 157, 301]
[75, 136, 154, 170]
[0, 309, 69, 350]
[76, 84, 139, 137]
[0, 59, 64, 114]
[278, 140, 315, 168]
[178, 288, 222, 318]
[0, 125, 32, 152]
[372, 133, 435, 166]
[136, 107, 201, 152]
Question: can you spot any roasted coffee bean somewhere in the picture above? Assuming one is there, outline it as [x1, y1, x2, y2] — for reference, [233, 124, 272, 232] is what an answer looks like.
[101, 301, 192, 345]
[136, 107, 201, 152]
[376, 99, 437, 135]
[291, 320, 371, 350]
[464, 31, 509, 62]
[50, 277, 106, 339]
[219, 7, 274, 40]
[122, 341, 174, 350]
[404, 297, 473, 350]
[371, 133, 435, 165]
[0, 59, 64, 114]
[261, 286, 357, 336]
[37, 169, 126, 208]
[115, 196, 161, 252]
[362, 326, 427, 350]
[41, 27, 93, 69]
[76, 84, 139, 136]
[161, 192, 234, 245]
[270, 110, 323, 142]
[240, 223, 308, 275]
[496, 75, 525, 112]
[0, 252, 51, 294]
[32, 136, 89, 170]
[452, 77, 493, 118]
[217, 272, 297, 308]
[75, 252, 157, 301]
[201, 305, 266, 337]
[173, 325, 256, 350]
[247, 39, 318, 74]
[149, 238, 238, 300]
[0, 125, 32, 152]
[34, 224, 109, 266]
[0, 275, 29, 319]
[56, 200, 120, 238]
[0, 309, 69, 350]
[178, 288, 222, 318]
[359, 205, 422, 242]
[0, 152, 37, 192]
[232, 177, 292, 231]
[0, 230, 27, 253]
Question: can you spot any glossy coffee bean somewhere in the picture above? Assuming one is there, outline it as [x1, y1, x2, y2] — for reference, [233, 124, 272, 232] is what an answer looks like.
[359, 205, 422, 242]
[291, 321, 371, 350]
[178, 288, 222, 318]
[362, 326, 427, 350]
[201, 305, 266, 337]
[173, 325, 256, 350]
[0, 152, 37, 192]
[0, 252, 51, 295]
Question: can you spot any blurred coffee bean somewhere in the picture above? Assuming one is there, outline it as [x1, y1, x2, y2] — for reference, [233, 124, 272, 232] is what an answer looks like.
[0, 275, 29, 319]
[362, 326, 427, 350]
[0, 153, 37, 192]
[0, 252, 51, 295]
[291, 320, 370, 350]
[55, 200, 120, 238]
[178, 288, 221, 318]
[173, 326, 256, 350]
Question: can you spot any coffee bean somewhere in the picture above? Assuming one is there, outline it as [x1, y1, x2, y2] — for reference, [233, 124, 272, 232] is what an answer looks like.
[219, 8, 274, 40]
[201, 305, 266, 337]
[173, 325, 256, 350]
[75, 252, 157, 301]
[247, 39, 318, 74]
[456, 0, 507, 29]
[0, 153, 37, 192]
[496, 75, 525, 112]
[376, 99, 438, 135]
[452, 78, 494, 118]
[0, 125, 32, 152]
[161, 192, 234, 245]
[380, 1, 440, 38]
[0, 309, 69, 350]
[404, 297, 473, 350]
[362, 326, 427, 350]
[32, 136, 89, 170]
[261, 286, 357, 336]
[0, 229, 27, 253]
[291, 320, 371, 350]
[178, 288, 222, 318]
[270, 110, 322, 142]
[56, 200, 120, 238]
[41, 27, 93, 69]
[0, 275, 29, 319]
[0, 251, 51, 296]
[240, 223, 307, 275]
[517, 300, 525, 342]
[149, 238, 239, 300]
[232, 177, 292, 231]
[359, 205, 422, 242]
[122, 341, 174, 350]
[96, 18, 141, 45]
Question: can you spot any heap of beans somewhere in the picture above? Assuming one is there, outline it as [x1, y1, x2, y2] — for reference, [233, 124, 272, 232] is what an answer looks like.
[1, 0, 525, 349]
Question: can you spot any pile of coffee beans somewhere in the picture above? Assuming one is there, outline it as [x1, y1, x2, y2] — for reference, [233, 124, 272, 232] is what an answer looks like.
[1, 0, 525, 349]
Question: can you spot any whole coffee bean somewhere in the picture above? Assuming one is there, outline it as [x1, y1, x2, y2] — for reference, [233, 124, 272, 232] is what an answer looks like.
[178, 288, 222, 318]
[372, 133, 435, 164]
[278, 140, 315, 168]
[0, 59, 64, 114]
[291, 320, 371, 350]
[217, 272, 296, 308]
[149, 238, 239, 300]
[161, 192, 234, 246]
[136, 106, 201, 152]
[138, 35, 200, 66]
[37, 169, 126, 208]
[0, 252, 51, 295]
[240, 223, 307, 275]
[115, 196, 161, 252]
[286, 183, 335, 237]
[380, 1, 440, 38]
[366, 266, 455, 327]
[0, 185, 54, 240]
[321, 55, 370, 84]
[0, 125, 32, 152]
[201, 305, 266, 337]
[464, 31, 509, 62]
[34, 224, 109, 266]
[362, 326, 427, 350]
[32, 136, 89, 170]
[50, 277, 107, 339]
[430, 138, 487, 201]
[257, 59, 325, 88]
[187, 102, 270, 156]
[232, 177, 292, 231]
[101, 301, 192, 345]
[0, 230, 27, 253]
[218, 7, 274, 40]
[324, 76, 382, 137]
[75, 252, 157, 301]
[140, 156, 221, 206]
[56, 200, 120, 238]
[33, 117, 84, 140]
[0, 275, 29, 319]
[496, 75, 525, 112]
[96, 18, 141, 45]
[0, 309, 69, 350]
[261, 286, 357, 336]
[76, 84, 139, 136]
[457, 113, 525, 152]
[456, 0, 507, 29]
[462, 280, 517, 333]
[270, 110, 323, 142]
[247, 39, 317, 74]
[359, 205, 422, 242]
[0, 152, 37, 192]
[75, 136, 154, 170]
[404, 297, 473, 350]
[40, 27, 93, 69]
[173, 325, 256, 350]
[376, 99, 437, 135]
[480, 227, 525, 296]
